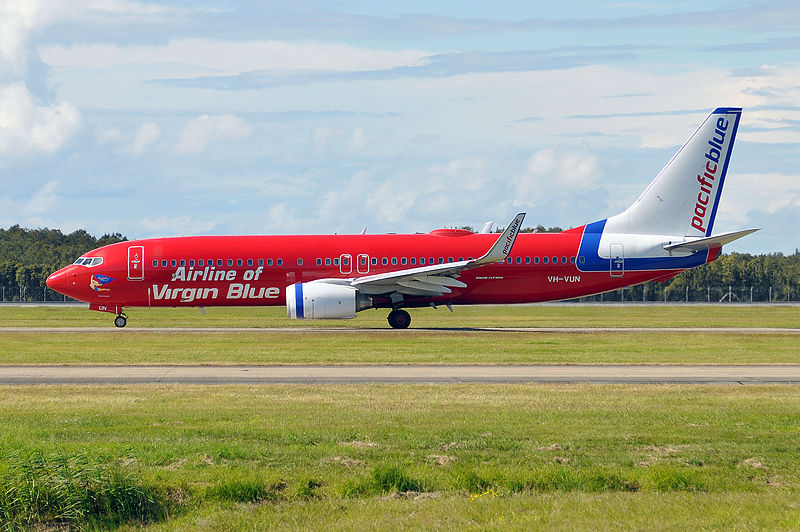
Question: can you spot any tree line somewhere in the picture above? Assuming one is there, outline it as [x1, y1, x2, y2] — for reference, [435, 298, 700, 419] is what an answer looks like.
[0, 225, 797, 302]
[0, 225, 126, 301]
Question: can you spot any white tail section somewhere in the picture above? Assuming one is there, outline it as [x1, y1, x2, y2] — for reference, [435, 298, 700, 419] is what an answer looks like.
[606, 108, 741, 237]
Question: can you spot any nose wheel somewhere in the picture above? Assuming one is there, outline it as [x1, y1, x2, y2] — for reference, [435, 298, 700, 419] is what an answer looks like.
[387, 309, 411, 329]
[114, 313, 127, 328]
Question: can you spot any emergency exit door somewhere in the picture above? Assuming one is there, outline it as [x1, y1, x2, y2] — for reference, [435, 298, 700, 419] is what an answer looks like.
[128, 246, 145, 280]
[609, 242, 624, 278]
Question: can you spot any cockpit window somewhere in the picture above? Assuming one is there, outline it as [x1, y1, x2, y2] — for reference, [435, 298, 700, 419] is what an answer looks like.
[73, 257, 103, 267]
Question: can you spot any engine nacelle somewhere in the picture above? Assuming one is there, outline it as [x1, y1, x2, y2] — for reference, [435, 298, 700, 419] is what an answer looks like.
[286, 282, 373, 319]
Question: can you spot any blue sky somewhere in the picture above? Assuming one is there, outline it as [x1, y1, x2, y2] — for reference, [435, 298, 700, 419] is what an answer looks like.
[1, 1, 799, 254]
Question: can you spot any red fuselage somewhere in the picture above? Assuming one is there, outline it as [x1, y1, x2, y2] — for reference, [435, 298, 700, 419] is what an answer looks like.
[46, 226, 701, 310]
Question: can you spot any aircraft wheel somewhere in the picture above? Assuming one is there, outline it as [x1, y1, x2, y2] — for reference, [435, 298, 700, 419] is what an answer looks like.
[114, 315, 127, 328]
[387, 309, 411, 329]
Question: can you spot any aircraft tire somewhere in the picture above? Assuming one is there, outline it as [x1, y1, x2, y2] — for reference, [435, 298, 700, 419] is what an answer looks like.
[114, 315, 127, 328]
[387, 309, 411, 329]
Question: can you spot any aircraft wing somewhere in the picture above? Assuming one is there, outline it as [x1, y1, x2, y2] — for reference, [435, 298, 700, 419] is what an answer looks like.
[663, 228, 759, 253]
[350, 213, 525, 297]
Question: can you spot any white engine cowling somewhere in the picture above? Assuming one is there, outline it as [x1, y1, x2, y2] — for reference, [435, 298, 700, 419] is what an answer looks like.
[286, 282, 372, 319]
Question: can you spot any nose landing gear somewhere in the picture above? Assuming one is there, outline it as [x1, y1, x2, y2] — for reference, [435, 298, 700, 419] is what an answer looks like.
[114, 312, 128, 328]
[387, 308, 411, 329]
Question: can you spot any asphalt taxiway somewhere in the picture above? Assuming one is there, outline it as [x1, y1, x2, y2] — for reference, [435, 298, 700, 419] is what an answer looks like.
[2, 364, 800, 385]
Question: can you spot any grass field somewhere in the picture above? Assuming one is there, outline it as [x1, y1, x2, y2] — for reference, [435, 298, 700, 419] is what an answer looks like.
[2, 305, 799, 529]
[1, 330, 799, 365]
[1, 303, 799, 328]
[1, 384, 799, 530]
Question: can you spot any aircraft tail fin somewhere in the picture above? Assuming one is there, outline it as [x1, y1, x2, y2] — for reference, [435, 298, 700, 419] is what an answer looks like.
[608, 108, 742, 237]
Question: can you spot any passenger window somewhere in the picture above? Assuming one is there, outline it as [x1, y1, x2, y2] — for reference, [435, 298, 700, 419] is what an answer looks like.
[429, 258, 435, 264]
[180, 260, 186, 267]
[267, 259, 273, 266]
[360, 257, 367, 265]
[458, 257, 464, 262]
[561, 256, 567, 264]
[534, 257, 540, 264]
[316, 258, 322, 266]
[247, 259, 253, 266]
[516, 257, 522, 264]
[552, 256, 558, 264]
[438, 258, 444, 264]
[152, 260, 158, 267]
[420, 258, 426, 265]
[506, 258, 513, 264]
[277, 259, 283, 266]
[401, 258, 407, 265]
[382, 258, 388, 265]
[410, 257, 416, 265]
[391, 258, 398, 265]
[162, 260, 168, 267]
[258, 259, 264, 266]
[333, 258, 339, 266]
[543, 257, 549, 264]
[237, 259, 243, 266]
[371, 258, 377, 265]
[189, 260, 195, 267]
[325, 258, 331, 266]
[227, 259, 233, 266]
[297, 258, 303, 266]
[579, 256, 586, 264]
[525, 257, 531, 264]
[171, 260, 177, 267]
[198, 260, 204, 267]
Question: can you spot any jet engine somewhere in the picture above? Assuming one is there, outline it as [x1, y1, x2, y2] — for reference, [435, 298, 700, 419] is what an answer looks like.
[286, 282, 373, 319]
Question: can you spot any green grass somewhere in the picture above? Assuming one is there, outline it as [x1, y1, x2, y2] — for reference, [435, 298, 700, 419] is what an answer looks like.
[0, 330, 798, 365]
[1, 303, 799, 328]
[1, 384, 799, 530]
[1, 304, 798, 365]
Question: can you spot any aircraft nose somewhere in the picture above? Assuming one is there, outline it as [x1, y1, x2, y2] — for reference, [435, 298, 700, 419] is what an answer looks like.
[46, 268, 70, 293]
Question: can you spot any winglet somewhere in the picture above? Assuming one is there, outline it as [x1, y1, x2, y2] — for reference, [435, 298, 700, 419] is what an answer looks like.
[474, 213, 526, 265]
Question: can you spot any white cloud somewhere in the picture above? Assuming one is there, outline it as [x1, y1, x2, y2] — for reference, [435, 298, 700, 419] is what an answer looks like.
[130, 121, 160, 154]
[717, 172, 800, 224]
[430, 156, 489, 192]
[140, 215, 216, 235]
[175, 114, 252, 154]
[39, 39, 429, 75]
[96, 127, 123, 145]
[0, 82, 80, 156]
[24, 180, 59, 215]
[349, 126, 367, 152]
[0, 1, 44, 78]
[514, 148, 599, 206]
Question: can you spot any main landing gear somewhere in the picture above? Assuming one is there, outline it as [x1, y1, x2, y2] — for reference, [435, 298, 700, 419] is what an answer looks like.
[114, 312, 128, 328]
[387, 308, 411, 329]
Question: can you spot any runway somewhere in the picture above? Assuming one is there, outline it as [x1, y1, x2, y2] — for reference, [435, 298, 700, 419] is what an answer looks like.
[2, 364, 800, 384]
[2, 326, 798, 333]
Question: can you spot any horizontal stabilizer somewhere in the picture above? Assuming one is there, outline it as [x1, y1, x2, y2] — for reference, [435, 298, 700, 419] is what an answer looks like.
[663, 228, 759, 253]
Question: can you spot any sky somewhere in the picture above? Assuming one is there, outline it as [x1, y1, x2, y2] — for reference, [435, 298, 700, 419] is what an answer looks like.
[1, 1, 799, 254]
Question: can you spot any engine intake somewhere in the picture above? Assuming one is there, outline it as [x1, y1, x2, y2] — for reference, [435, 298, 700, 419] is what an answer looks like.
[286, 282, 373, 319]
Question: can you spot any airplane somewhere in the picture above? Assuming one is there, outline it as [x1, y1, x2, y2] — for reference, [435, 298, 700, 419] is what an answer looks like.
[46, 107, 757, 329]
